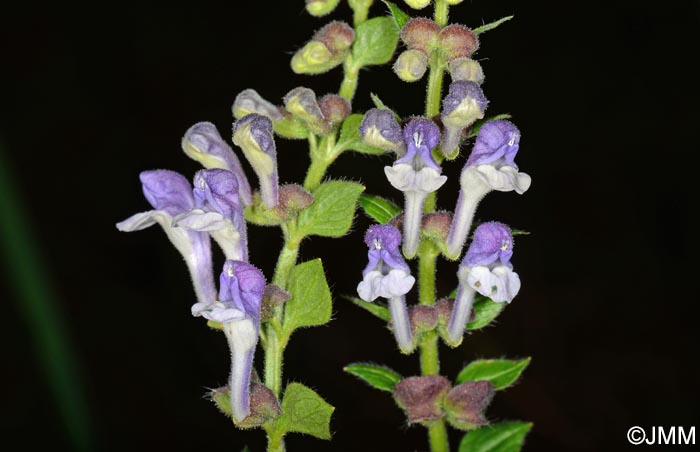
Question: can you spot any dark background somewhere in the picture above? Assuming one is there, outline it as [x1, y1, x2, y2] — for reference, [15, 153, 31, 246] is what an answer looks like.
[2, 1, 699, 451]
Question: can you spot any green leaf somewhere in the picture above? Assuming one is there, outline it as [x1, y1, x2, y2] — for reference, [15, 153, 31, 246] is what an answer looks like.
[382, 1, 410, 30]
[511, 229, 530, 236]
[466, 114, 513, 139]
[275, 383, 334, 440]
[283, 259, 332, 338]
[459, 422, 532, 452]
[336, 114, 387, 155]
[358, 193, 401, 224]
[298, 180, 365, 238]
[210, 387, 232, 417]
[456, 358, 531, 390]
[344, 363, 403, 392]
[353, 17, 400, 67]
[468, 295, 505, 330]
[344, 295, 391, 321]
[473, 16, 514, 35]
[370, 93, 402, 120]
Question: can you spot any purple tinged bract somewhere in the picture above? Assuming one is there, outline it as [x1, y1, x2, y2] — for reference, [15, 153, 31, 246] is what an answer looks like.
[464, 222, 514, 268]
[466, 119, 521, 168]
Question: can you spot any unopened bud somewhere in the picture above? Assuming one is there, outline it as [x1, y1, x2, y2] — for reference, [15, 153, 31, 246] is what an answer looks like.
[314, 21, 355, 53]
[393, 376, 451, 424]
[319, 94, 351, 129]
[403, 0, 431, 9]
[359, 108, 405, 153]
[393, 49, 429, 82]
[232, 114, 279, 208]
[305, 0, 341, 16]
[278, 184, 314, 212]
[438, 25, 479, 61]
[440, 81, 487, 156]
[449, 58, 485, 84]
[401, 18, 440, 55]
[443, 381, 493, 431]
[283, 87, 326, 134]
[291, 41, 342, 74]
[232, 89, 283, 121]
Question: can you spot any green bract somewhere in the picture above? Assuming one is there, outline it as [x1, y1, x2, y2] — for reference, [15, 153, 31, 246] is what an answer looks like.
[282, 259, 332, 340]
[298, 181, 365, 237]
[459, 422, 533, 452]
[456, 358, 531, 390]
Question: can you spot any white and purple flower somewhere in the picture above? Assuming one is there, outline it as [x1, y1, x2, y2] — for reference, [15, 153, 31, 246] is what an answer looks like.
[116, 170, 217, 308]
[446, 120, 531, 258]
[193, 260, 266, 423]
[174, 169, 249, 262]
[446, 222, 521, 345]
[357, 225, 416, 353]
[384, 119, 447, 258]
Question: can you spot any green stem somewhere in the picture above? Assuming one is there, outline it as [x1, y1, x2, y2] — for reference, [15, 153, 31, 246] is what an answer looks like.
[434, 0, 449, 27]
[265, 428, 286, 452]
[303, 134, 337, 191]
[425, 52, 446, 118]
[339, 58, 360, 102]
[428, 420, 450, 452]
[418, 245, 438, 306]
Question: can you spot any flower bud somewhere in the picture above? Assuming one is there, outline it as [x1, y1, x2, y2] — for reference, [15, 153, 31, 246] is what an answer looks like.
[182, 122, 253, 206]
[291, 22, 353, 75]
[440, 81, 487, 156]
[313, 21, 355, 53]
[283, 87, 326, 134]
[438, 25, 479, 61]
[232, 114, 279, 208]
[449, 58, 485, 84]
[232, 89, 283, 121]
[305, 0, 341, 17]
[393, 376, 451, 424]
[401, 18, 440, 55]
[393, 49, 429, 82]
[359, 108, 405, 154]
[319, 94, 351, 129]
[403, 0, 431, 9]
[443, 381, 493, 431]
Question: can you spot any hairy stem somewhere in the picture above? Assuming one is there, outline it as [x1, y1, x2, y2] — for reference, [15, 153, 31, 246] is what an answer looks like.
[304, 134, 337, 191]
[425, 52, 446, 118]
[434, 0, 449, 27]
[339, 58, 360, 102]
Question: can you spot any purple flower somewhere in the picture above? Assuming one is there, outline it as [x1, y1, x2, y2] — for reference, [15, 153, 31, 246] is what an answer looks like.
[440, 81, 487, 157]
[446, 222, 520, 345]
[182, 122, 252, 206]
[445, 120, 531, 258]
[384, 118, 447, 258]
[116, 170, 217, 309]
[173, 169, 248, 262]
[466, 119, 521, 168]
[357, 225, 416, 353]
[194, 260, 265, 423]
[232, 114, 279, 209]
[359, 108, 405, 154]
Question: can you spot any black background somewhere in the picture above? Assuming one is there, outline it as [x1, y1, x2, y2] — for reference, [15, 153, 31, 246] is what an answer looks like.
[2, 1, 699, 451]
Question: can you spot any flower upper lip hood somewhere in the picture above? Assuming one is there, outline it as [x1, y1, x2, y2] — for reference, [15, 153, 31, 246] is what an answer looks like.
[140, 169, 195, 215]
[363, 224, 410, 274]
[398, 118, 442, 170]
[464, 221, 513, 268]
[466, 119, 521, 168]
[193, 168, 241, 218]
